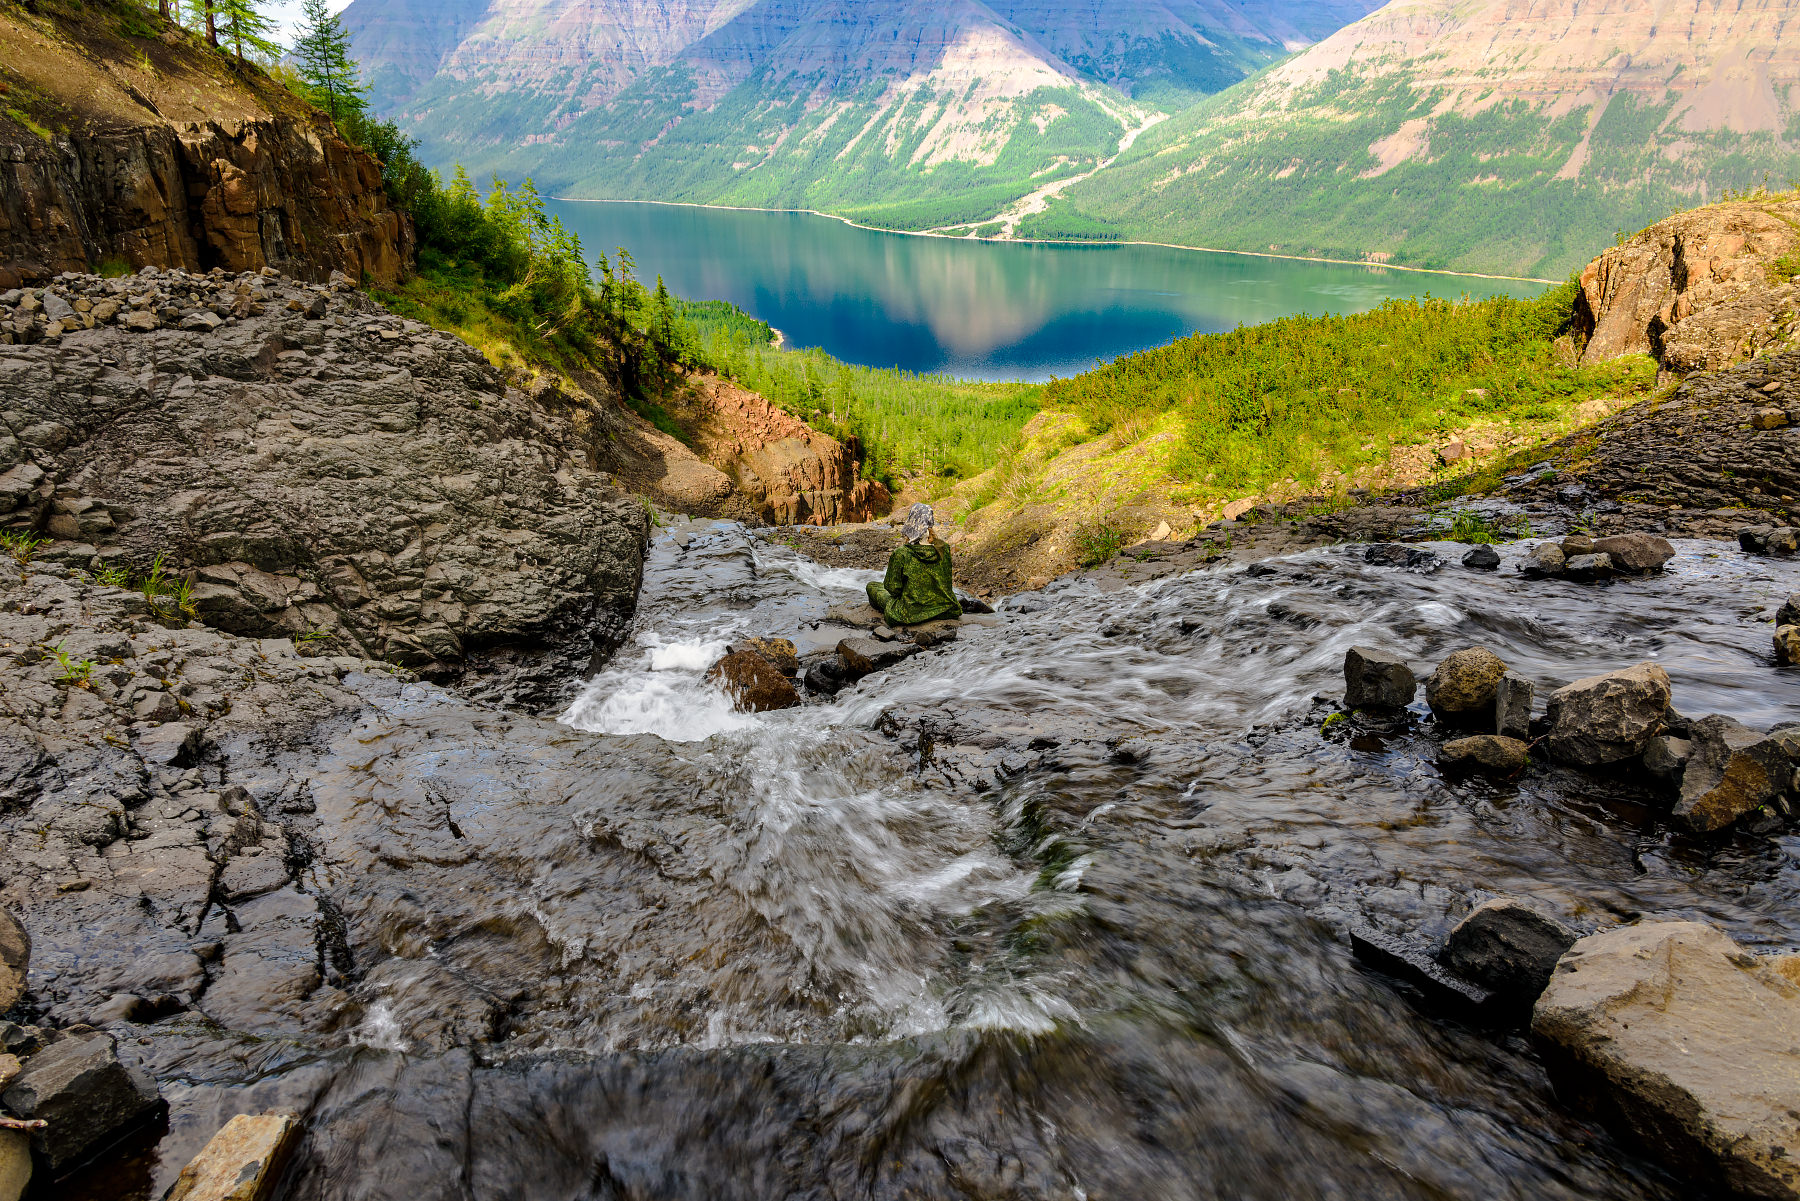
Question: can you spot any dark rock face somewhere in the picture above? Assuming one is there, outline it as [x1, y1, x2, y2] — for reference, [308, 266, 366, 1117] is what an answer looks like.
[1440, 898, 1576, 1009]
[1779, 593, 1800, 628]
[0, 1031, 162, 1171]
[0, 908, 26, 1011]
[1344, 646, 1415, 710]
[706, 650, 799, 712]
[1425, 648, 1508, 726]
[1495, 672, 1534, 740]
[0, 271, 649, 699]
[1461, 545, 1500, 571]
[1542, 663, 1671, 768]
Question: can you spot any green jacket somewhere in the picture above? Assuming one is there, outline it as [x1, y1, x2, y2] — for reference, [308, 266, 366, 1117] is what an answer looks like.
[868, 543, 961, 626]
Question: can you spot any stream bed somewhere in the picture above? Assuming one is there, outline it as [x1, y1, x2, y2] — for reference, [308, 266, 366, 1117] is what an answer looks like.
[90, 522, 1800, 1201]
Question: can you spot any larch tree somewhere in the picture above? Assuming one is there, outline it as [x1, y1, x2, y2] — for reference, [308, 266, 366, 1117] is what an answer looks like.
[293, 0, 367, 121]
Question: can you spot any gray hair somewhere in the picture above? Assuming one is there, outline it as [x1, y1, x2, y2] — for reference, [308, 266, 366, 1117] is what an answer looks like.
[899, 502, 935, 544]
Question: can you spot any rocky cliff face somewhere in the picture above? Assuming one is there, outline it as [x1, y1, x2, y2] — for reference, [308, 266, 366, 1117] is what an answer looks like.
[1575, 197, 1800, 375]
[0, 5, 410, 287]
[0, 268, 649, 703]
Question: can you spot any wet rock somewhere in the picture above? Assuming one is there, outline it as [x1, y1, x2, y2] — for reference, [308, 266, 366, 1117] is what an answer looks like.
[1542, 662, 1671, 768]
[1519, 542, 1566, 579]
[1440, 735, 1530, 777]
[957, 592, 994, 615]
[164, 1111, 298, 1201]
[726, 637, 799, 676]
[1591, 533, 1675, 573]
[1461, 545, 1500, 571]
[1425, 647, 1508, 727]
[836, 637, 920, 681]
[132, 722, 204, 767]
[1778, 625, 1800, 667]
[802, 658, 847, 696]
[1441, 898, 1577, 1010]
[1673, 716, 1796, 833]
[822, 601, 883, 627]
[0, 909, 26, 1011]
[909, 621, 959, 649]
[705, 651, 799, 712]
[1643, 734, 1693, 782]
[1343, 646, 1416, 710]
[1740, 525, 1800, 555]
[1562, 552, 1614, 582]
[1778, 593, 1800, 629]
[216, 848, 293, 902]
[1494, 672, 1533, 739]
[1532, 922, 1800, 1200]
[0, 1031, 162, 1171]
[0, 1130, 27, 1201]
[1350, 925, 1495, 1016]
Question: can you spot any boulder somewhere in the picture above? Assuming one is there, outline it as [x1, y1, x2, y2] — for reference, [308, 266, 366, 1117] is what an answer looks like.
[0, 910, 26, 1012]
[1778, 593, 1800, 629]
[0, 1130, 27, 1201]
[1559, 534, 1597, 557]
[823, 601, 884, 627]
[1643, 734, 1693, 782]
[1562, 552, 1614, 582]
[1441, 898, 1577, 1009]
[1440, 735, 1531, 777]
[164, 1112, 299, 1201]
[957, 591, 995, 615]
[1542, 662, 1671, 768]
[1778, 625, 1800, 667]
[1461, 545, 1500, 571]
[0, 1031, 162, 1171]
[1519, 542, 1566, 579]
[1494, 671, 1533, 739]
[837, 637, 921, 681]
[802, 659, 847, 696]
[1349, 925, 1495, 1016]
[1425, 647, 1508, 726]
[1674, 716, 1796, 833]
[1592, 533, 1676, 573]
[705, 651, 799, 712]
[726, 637, 799, 676]
[1343, 646, 1416, 710]
[1532, 922, 1800, 1200]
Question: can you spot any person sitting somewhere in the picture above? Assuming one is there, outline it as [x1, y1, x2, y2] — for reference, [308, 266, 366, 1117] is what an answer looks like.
[867, 503, 961, 626]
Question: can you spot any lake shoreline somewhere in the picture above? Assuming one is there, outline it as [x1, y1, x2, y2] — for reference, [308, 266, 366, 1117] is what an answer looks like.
[553, 195, 1562, 286]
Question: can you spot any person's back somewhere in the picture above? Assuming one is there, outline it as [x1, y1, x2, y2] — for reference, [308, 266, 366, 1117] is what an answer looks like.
[868, 504, 961, 626]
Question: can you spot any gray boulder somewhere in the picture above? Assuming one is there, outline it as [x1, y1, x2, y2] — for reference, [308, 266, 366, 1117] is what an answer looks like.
[1643, 734, 1693, 782]
[1591, 533, 1676, 573]
[1520, 542, 1566, 579]
[1674, 717, 1796, 833]
[1779, 593, 1800, 629]
[1461, 545, 1500, 571]
[1440, 735, 1530, 777]
[1495, 671, 1534, 739]
[1562, 552, 1614, 582]
[1425, 647, 1508, 726]
[1441, 897, 1577, 1009]
[0, 1031, 162, 1171]
[0, 909, 26, 1012]
[1532, 922, 1800, 1200]
[1542, 662, 1671, 767]
[1343, 646, 1415, 710]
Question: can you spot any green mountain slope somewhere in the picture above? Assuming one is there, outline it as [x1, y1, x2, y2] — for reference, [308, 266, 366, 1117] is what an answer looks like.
[1026, 0, 1800, 278]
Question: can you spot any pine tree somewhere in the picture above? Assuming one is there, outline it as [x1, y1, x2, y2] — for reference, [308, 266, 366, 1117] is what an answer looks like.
[292, 0, 366, 119]
[214, 0, 278, 60]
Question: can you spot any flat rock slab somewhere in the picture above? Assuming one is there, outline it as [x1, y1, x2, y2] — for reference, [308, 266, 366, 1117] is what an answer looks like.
[164, 1112, 298, 1201]
[1350, 925, 1496, 1018]
[0, 1031, 161, 1171]
[1533, 921, 1800, 1199]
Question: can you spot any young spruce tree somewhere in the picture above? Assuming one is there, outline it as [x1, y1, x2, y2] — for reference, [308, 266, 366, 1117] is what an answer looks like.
[293, 0, 366, 121]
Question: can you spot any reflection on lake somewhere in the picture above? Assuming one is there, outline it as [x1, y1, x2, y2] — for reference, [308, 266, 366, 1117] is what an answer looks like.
[548, 200, 1547, 381]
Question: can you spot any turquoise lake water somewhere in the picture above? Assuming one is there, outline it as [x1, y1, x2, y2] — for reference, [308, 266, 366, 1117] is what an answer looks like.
[547, 200, 1547, 382]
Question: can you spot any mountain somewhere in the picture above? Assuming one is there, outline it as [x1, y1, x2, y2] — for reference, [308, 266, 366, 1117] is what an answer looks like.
[341, 0, 1379, 228]
[1030, 0, 1800, 278]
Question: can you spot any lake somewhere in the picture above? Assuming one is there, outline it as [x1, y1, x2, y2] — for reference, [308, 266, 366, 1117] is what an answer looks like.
[547, 200, 1547, 382]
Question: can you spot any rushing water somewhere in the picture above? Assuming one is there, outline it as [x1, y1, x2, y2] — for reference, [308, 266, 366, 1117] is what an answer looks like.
[545, 201, 1545, 380]
[89, 526, 1800, 1200]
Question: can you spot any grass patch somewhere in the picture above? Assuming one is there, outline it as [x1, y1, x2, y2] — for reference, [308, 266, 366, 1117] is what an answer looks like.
[1073, 523, 1125, 567]
[0, 531, 46, 564]
[1040, 281, 1656, 508]
[50, 641, 94, 687]
[1449, 509, 1532, 543]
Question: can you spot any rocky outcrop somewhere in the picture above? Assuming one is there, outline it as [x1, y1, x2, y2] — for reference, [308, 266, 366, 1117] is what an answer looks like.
[163, 1112, 298, 1201]
[1542, 663, 1671, 768]
[1576, 198, 1800, 375]
[0, 5, 409, 286]
[1533, 922, 1800, 1200]
[0, 269, 648, 699]
[1, 1030, 163, 1171]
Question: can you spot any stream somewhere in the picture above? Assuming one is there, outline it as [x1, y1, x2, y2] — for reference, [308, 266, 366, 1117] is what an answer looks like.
[95, 523, 1800, 1200]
